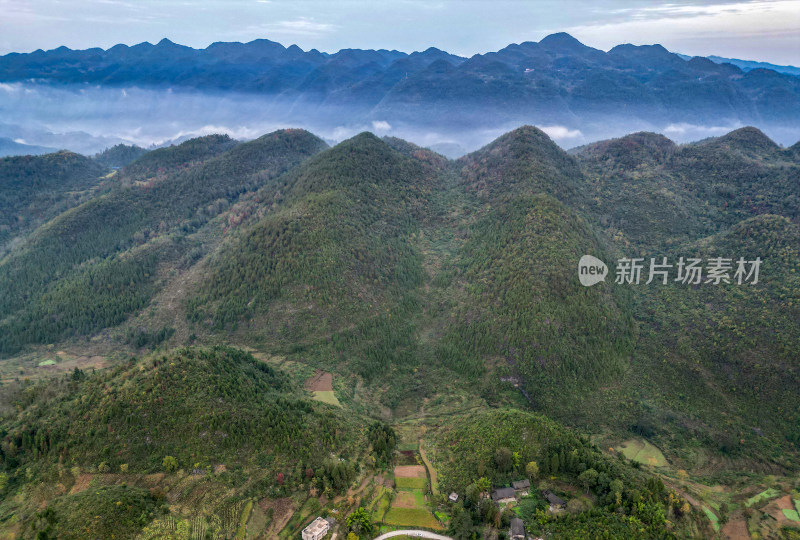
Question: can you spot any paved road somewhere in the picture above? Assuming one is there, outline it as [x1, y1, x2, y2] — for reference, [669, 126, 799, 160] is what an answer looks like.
[373, 531, 454, 540]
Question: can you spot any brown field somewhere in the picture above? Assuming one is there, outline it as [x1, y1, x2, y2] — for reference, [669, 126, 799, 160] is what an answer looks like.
[766, 495, 796, 525]
[394, 491, 418, 508]
[69, 474, 93, 494]
[305, 370, 333, 391]
[721, 518, 749, 540]
[259, 497, 295, 537]
[394, 465, 426, 478]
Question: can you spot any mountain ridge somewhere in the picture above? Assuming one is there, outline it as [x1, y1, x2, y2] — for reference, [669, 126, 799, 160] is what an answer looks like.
[2, 33, 799, 154]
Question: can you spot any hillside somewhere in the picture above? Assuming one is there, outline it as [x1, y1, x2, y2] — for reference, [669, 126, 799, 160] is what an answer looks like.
[0, 125, 799, 538]
[0, 130, 327, 354]
[187, 133, 441, 386]
[574, 128, 800, 250]
[0, 150, 108, 254]
[93, 143, 148, 168]
[0, 346, 365, 539]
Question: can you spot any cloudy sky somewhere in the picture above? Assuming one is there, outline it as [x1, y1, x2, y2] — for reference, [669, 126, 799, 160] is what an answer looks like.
[1, 0, 798, 65]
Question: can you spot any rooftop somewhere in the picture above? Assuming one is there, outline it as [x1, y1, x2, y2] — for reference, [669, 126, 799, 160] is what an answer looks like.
[303, 517, 329, 534]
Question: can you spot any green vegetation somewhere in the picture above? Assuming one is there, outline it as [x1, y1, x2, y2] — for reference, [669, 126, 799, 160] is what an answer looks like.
[615, 439, 668, 467]
[395, 477, 428, 490]
[0, 150, 107, 252]
[745, 488, 781, 507]
[28, 484, 166, 540]
[1, 346, 363, 475]
[93, 143, 148, 169]
[0, 130, 326, 354]
[383, 507, 442, 529]
[1, 125, 799, 539]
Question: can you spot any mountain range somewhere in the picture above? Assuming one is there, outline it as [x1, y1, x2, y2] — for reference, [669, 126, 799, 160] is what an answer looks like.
[1, 121, 798, 537]
[1, 33, 799, 155]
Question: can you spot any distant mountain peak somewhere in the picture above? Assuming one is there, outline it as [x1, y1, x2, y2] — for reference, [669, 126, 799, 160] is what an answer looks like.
[539, 32, 587, 49]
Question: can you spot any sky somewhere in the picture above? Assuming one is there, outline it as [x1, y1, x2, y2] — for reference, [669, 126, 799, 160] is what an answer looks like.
[0, 0, 798, 65]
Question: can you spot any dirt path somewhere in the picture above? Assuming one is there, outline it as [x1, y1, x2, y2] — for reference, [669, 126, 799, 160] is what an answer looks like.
[418, 442, 438, 496]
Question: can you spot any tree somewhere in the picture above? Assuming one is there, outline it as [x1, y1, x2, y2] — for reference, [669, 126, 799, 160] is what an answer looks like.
[347, 534, 359, 540]
[495, 447, 512, 472]
[476, 477, 491, 495]
[578, 468, 598, 494]
[525, 461, 539, 481]
[162, 455, 178, 472]
[449, 508, 474, 540]
[512, 451, 521, 472]
[465, 483, 481, 506]
[346, 508, 372, 536]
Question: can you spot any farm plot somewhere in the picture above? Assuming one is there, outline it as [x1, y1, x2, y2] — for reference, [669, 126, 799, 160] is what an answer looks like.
[304, 370, 340, 407]
[383, 508, 443, 529]
[615, 439, 667, 467]
[383, 464, 441, 530]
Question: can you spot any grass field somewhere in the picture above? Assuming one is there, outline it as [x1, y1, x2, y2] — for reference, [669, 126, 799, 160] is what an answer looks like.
[782, 509, 800, 522]
[37, 359, 56, 366]
[312, 390, 341, 406]
[395, 477, 427, 490]
[703, 506, 720, 532]
[384, 508, 443, 529]
[615, 439, 667, 467]
[745, 488, 780, 507]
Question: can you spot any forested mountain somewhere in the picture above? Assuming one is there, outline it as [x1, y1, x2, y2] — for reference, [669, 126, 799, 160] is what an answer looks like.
[0, 124, 798, 538]
[0, 150, 108, 255]
[0, 130, 327, 354]
[93, 143, 148, 168]
[1, 34, 799, 152]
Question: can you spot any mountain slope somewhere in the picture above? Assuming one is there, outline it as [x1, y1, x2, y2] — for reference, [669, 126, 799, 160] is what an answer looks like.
[186, 133, 441, 384]
[0, 150, 108, 253]
[1, 346, 365, 538]
[574, 128, 800, 251]
[0, 130, 327, 354]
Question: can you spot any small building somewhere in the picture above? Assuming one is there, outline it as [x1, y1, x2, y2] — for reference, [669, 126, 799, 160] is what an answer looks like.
[448, 492, 459, 503]
[491, 487, 516, 504]
[302, 516, 329, 540]
[509, 517, 526, 540]
[542, 489, 567, 511]
[512, 479, 530, 495]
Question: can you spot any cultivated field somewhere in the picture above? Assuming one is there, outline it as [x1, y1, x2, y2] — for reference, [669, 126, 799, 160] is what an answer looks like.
[615, 438, 667, 467]
[304, 370, 341, 407]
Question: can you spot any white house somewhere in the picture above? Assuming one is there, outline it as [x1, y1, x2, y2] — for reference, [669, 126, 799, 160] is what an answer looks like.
[302, 517, 329, 540]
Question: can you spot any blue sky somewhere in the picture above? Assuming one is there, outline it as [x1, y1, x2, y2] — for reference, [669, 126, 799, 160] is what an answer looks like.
[1, 0, 798, 65]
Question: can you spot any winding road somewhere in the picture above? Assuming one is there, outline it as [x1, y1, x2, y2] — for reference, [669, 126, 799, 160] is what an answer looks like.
[373, 531, 453, 540]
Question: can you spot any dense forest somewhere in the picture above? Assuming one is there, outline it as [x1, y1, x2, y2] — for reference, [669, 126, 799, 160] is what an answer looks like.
[0, 124, 798, 538]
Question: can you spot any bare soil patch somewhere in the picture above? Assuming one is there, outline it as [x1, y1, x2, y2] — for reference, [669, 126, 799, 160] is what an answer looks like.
[721, 518, 749, 540]
[70, 474, 93, 494]
[394, 491, 418, 508]
[259, 497, 295, 536]
[766, 495, 795, 524]
[394, 465, 426, 478]
[305, 370, 333, 391]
